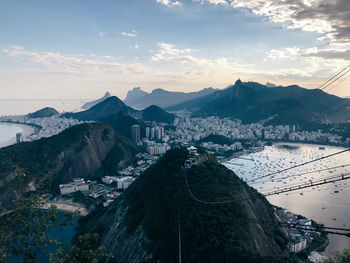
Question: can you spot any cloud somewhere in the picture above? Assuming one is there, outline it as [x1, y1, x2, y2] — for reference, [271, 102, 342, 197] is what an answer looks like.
[266, 46, 350, 61]
[193, 0, 228, 5]
[263, 46, 349, 81]
[302, 48, 350, 60]
[120, 30, 138, 37]
[151, 42, 249, 76]
[193, 0, 350, 44]
[98, 32, 106, 37]
[151, 42, 195, 62]
[1, 46, 148, 75]
[156, 0, 182, 7]
[267, 47, 301, 61]
[2, 44, 349, 99]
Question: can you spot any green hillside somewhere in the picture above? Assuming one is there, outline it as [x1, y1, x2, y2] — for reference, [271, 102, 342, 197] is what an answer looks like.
[141, 105, 176, 124]
[0, 123, 138, 208]
[167, 80, 349, 124]
[64, 96, 136, 121]
[78, 148, 294, 263]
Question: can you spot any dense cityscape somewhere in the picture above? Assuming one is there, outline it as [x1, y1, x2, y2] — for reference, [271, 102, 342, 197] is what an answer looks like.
[2, 1, 350, 262]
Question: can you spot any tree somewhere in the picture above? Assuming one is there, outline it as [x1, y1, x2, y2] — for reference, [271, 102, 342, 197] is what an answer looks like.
[324, 249, 350, 263]
[0, 172, 72, 262]
[0, 171, 112, 263]
[50, 233, 113, 263]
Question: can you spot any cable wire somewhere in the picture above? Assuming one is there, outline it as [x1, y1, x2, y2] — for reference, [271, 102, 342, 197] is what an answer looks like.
[246, 148, 350, 183]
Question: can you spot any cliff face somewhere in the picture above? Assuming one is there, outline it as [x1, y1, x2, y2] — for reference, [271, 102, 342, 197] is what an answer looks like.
[49, 123, 116, 186]
[0, 123, 137, 208]
[79, 148, 293, 263]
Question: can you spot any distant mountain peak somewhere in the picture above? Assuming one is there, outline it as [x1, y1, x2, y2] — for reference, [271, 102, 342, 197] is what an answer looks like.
[141, 104, 175, 124]
[28, 107, 59, 118]
[64, 95, 136, 121]
[225, 79, 252, 99]
[82, 91, 112, 110]
[265, 82, 277, 88]
[131, 87, 142, 92]
[127, 87, 147, 95]
[235, 79, 243, 86]
[151, 88, 166, 94]
[124, 86, 217, 110]
[124, 87, 148, 107]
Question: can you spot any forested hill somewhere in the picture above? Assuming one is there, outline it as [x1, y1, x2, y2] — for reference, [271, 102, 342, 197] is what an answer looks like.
[0, 123, 138, 208]
[78, 148, 294, 263]
[27, 107, 59, 118]
[64, 96, 176, 125]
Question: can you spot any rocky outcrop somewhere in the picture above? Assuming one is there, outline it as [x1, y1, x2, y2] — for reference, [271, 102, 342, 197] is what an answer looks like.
[102, 203, 152, 263]
[50, 123, 115, 184]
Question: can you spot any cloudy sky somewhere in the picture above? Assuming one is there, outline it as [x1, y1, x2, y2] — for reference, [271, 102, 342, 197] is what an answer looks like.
[1, 0, 350, 100]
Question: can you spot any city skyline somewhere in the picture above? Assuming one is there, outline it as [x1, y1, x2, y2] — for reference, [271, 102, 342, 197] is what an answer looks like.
[1, 0, 350, 100]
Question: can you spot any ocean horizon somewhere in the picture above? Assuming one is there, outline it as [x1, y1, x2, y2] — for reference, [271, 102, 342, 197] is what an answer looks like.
[0, 99, 87, 116]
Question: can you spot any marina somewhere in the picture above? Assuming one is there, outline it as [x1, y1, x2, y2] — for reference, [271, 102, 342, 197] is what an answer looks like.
[223, 142, 350, 256]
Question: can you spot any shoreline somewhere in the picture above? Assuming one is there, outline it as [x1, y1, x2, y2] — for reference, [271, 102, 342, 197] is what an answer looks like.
[222, 142, 350, 257]
[43, 200, 88, 216]
[0, 122, 36, 148]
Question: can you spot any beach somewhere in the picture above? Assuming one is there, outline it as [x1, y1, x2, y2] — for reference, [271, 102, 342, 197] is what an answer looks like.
[43, 199, 88, 216]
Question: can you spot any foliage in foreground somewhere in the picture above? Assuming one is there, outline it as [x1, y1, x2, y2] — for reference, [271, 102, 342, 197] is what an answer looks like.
[324, 249, 350, 263]
[0, 173, 110, 263]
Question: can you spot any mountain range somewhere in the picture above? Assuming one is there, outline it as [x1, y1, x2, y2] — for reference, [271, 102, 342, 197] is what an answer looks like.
[167, 79, 350, 125]
[64, 96, 176, 127]
[124, 87, 217, 110]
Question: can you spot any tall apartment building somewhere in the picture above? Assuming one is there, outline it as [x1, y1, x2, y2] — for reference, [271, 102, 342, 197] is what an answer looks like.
[132, 124, 141, 144]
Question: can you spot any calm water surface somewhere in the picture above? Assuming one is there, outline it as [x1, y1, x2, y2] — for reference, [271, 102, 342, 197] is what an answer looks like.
[224, 143, 350, 255]
[0, 99, 85, 116]
[0, 122, 24, 147]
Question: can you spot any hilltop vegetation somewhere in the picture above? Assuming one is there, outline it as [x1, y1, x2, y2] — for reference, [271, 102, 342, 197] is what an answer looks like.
[101, 111, 146, 139]
[78, 148, 294, 263]
[64, 97, 136, 121]
[0, 123, 138, 208]
[27, 107, 59, 118]
[141, 105, 175, 124]
[199, 134, 234, 145]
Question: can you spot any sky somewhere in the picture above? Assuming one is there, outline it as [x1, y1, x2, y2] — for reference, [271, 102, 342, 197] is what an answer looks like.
[0, 0, 350, 100]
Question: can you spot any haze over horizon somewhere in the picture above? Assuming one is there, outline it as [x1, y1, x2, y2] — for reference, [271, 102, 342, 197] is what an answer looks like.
[1, 0, 350, 100]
